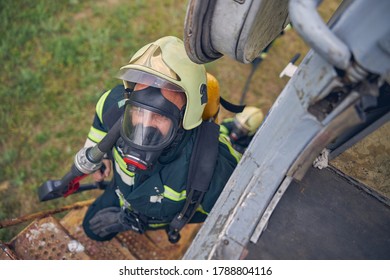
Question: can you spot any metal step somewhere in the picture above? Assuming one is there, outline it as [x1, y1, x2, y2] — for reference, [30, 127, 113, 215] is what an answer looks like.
[60, 207, 137, 260]
[5, 206, 202, 260]
[117, 224, 201, 259]
[9, 216, 91, 260]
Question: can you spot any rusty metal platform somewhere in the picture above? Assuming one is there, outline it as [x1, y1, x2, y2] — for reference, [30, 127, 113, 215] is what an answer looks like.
[3, 206, 201, 260]
[117, 224, 201, 260]
[9, 216, 90, 260]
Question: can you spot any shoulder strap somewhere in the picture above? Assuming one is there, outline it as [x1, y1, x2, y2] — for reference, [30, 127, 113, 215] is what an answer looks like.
[102, 104, 124, 130]
[167, 120, 220, 243]
[102, 85, 126, 130]
[220, 96, 245, 113]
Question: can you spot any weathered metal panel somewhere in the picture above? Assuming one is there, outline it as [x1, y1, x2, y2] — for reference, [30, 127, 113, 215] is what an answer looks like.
[289, 0, 351, 70]
[10, 216, 90, 260]
[210, 0, 289, 63]
[184, 0, 390, 260]
[332, 0, 390, 76]
[184, 0, 290, 63]
[184, 56, 330, 259]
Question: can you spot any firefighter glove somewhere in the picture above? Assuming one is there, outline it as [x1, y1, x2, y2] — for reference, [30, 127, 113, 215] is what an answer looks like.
[89, 207, 145, 238]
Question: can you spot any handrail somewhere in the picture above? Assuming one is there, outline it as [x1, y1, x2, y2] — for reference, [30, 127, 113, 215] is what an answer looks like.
[289, 0, 351, 70]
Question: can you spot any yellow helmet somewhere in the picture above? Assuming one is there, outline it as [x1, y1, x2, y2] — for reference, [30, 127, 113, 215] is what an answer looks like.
[202, 73, 220, 122]
[234, 106, 264, 136]
[117, 36, 207, 130]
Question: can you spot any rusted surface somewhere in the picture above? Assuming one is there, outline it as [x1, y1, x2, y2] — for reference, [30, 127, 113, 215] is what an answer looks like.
[0, 242, 18, 260]
[117, 224, 201, 260]
[145, 224, 202, 253]
[331, 122, 390, 198]
[0, 199, 94, 229]
[60, 206, 202, 260]
[61, 207, 136, 260]
[5, 204, 201, 260]
[117, 230, 165, 259]
[9, 216, 90, 260]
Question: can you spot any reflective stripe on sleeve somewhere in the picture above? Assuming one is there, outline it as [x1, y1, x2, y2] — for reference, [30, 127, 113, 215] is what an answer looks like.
[84, 138, 97, 148]
[219, 124, 229, 135]
[96, 89, 111, 123]
[219, 134, 242, 163]
[87, 126, 107, 143]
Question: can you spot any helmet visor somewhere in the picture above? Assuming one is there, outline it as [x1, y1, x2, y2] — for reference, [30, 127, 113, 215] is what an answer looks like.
[117, 68, 184, 92]
[122, 105, 177, 149]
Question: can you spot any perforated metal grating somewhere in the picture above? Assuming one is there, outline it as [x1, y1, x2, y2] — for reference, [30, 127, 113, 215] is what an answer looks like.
[10, 216, 90, 260]
[6, 207, 201, 260]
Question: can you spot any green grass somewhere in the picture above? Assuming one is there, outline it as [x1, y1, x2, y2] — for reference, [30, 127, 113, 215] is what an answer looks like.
[0, 0, 347, 242]
[0, 0, 189, 241]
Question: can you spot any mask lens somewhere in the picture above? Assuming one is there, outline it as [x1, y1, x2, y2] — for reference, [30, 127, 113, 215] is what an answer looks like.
[122, 105, 176, 148]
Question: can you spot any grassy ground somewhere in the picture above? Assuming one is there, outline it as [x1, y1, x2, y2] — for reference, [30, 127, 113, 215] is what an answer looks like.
[0, 0, 191, 241]
[0, 0, 347, 241]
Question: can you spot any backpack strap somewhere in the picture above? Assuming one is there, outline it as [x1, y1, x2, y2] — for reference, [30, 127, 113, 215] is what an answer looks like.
[167, 120, 220, 243]
[101, 86, 127, 130]
[102, 104, 124, 130]
[220, 96, 245, 113]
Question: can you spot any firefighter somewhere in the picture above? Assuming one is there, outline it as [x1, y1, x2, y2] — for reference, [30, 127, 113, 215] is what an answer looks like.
[82, 36, 241, 242]
[220, 106, 264, 154]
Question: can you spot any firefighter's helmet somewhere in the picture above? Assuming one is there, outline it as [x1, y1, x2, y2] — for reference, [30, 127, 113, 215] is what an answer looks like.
[234, 106, 264, 136]
[117, 36, 207, 130]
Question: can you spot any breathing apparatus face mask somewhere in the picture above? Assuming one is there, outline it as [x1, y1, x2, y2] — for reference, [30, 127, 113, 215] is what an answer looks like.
[230, 118, 249, 141]
[118, 86, 184, 173]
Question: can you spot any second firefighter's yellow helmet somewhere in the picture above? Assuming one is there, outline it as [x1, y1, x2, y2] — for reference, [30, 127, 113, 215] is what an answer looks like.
[117, 36, 207, 130]
[234, 106, 264, 136]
